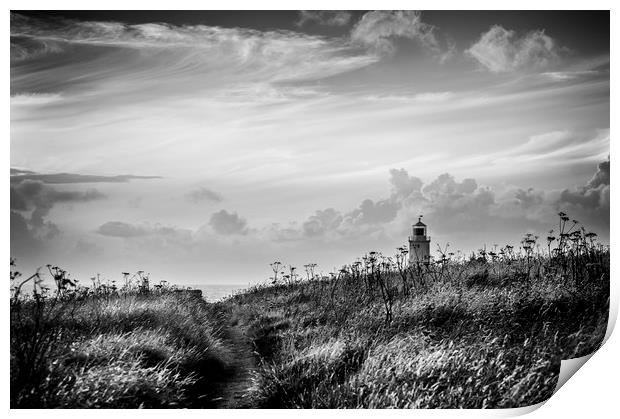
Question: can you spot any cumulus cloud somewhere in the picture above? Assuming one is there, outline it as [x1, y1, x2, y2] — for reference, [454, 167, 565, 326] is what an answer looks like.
[558, 157, 610, 218]
[514, 188, 545, 209]
[209, 210, 248, 235]
[423, 174, 478, 196]
[297, 11, 352, 27]
[185, 187, 223, 204]
[266, 156, 610, 248]
[346, 198, 401, 225]
[559, 186, 608, 212]
[269, 169, 485, 242]
[351, 10, 438, 54]
[389, 168, 423, 198]
[302, 208, 343, 237]
[587, 158, 610, 188]
[80, 159, 608, 275]
[466, 25, 560, 73]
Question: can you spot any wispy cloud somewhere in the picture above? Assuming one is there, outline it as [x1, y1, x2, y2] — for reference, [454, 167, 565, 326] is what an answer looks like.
[541, 71, 600, 82]
[496, 129, 609, 165]
[10, 169, 162, 184]
[186, 187, 223, 204]
[363, 91, 455, 103]
[97, 221, 150, 238]
[10, 93, 64, 106]
[446, 129, 609, 179]
[11, 12, 378, 99]
[297, 11, 352, 27]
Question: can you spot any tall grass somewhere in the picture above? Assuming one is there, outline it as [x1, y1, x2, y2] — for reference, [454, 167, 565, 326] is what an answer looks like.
[10, 265, 232, 408]
[214, 213, 609, 408]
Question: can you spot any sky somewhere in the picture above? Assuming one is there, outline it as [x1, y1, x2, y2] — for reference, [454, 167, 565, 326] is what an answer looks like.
[10, 10, 610, 285]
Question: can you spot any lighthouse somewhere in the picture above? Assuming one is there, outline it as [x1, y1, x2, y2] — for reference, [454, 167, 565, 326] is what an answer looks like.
[409, 216, 431, 265]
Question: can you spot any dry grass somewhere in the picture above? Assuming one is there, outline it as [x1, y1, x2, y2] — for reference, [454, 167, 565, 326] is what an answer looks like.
[212, 228, 609, 408]
[10, 287, 233, 408]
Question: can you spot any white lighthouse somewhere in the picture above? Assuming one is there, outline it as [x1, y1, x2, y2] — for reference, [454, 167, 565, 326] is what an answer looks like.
[409, 216, 431, 265]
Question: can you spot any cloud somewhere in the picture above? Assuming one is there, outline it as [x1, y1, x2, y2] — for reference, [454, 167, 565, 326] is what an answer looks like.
[185, 187, 223, 204]
[95, 221, 197, 260]
[10, 93, 64, 106]
[351, 11, 438, 54]
[466, 25, 560, 73]
[345, 198, 401, 225]
[10, 169, 161, 184]
[542, 70, 600, 82]
[76, 160, 608, 281]
[364, 91, 456, 104]
[11, 168, 35, 175]
[559, 186, 608, 212]
[267, 156, 610, 248]
[302, 208, 344, 238]
[587, 158, 610, 188]
[209, 210, 248, 235]
[514, 188, 545, 209]
[74, 238, 102, 255]
[270, 170, 484, 242]
[297, 11, 352, 27]
[10, 177, 94, 258]
[10, 187, 28, 211]
[97, 221, 150, 238]
[423, 174, 478, 196]
[389, 168, 423, 198]
[10, 211, 42, 257]
[11, 180, 106, 220]
[455, 129, 610, 173]
[558, 157, 610, 217]
[11, 12, 378, 95]
[10, 180, 106, 250]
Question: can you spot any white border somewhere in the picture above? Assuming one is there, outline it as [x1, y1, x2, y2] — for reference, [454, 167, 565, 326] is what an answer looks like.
[4, 1, 616, 417]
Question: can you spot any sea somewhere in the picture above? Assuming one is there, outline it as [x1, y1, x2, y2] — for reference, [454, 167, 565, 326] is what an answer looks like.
[184, 283, 250, 303]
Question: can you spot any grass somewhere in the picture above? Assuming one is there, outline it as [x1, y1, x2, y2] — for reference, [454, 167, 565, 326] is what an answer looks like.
[11, 213, 610, 408]
[209, 215, 609, 408]
[10, 275, 234, 408]
[211, 277, 607, 408]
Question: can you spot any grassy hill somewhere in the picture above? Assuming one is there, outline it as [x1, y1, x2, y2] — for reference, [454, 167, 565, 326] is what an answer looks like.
[11, 217, 609, 408]
[212, 247, 608, 408]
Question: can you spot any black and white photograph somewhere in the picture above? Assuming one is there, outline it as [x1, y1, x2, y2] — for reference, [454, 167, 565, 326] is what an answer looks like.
[9, 6, 611, 410]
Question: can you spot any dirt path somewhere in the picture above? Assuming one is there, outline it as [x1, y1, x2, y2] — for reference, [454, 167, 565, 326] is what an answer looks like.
[212, 325, 258, 408]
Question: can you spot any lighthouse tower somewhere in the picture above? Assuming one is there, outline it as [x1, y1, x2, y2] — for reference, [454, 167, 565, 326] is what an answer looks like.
[409, 216, 431, 265]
